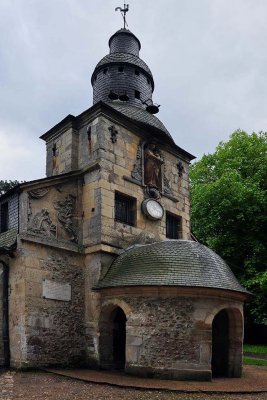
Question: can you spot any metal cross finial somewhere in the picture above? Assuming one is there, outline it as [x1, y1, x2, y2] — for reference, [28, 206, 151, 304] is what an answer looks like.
[115, 2, 129, 29]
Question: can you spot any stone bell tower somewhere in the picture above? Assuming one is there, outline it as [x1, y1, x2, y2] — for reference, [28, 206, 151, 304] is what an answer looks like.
[79, 22, 196, 367]
[39, 15, 195, 366]
[0, 7, 248, 379]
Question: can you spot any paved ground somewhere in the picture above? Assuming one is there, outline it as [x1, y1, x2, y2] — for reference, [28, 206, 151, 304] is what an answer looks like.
[47, 365, 267, 393]
[0, 368, 267, 400]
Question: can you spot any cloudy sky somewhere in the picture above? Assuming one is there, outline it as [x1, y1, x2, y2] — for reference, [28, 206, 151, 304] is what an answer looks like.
[1, 0, 267, 181]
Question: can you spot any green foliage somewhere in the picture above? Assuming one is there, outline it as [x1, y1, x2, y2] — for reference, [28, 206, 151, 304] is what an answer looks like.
[243, 344, 267, 354]
[190, 130, 267, 324]
[0, 180, 21, 196]
[243, 357, 267, 366]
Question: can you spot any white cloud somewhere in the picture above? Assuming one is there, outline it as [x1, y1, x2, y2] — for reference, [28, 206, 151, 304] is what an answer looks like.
[1, 0, 267, 179]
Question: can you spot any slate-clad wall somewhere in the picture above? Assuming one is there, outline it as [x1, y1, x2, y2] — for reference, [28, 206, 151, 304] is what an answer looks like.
[0, 193, 19, 232]
[93, 64, 153, 108]
[109, 32, 140, 56]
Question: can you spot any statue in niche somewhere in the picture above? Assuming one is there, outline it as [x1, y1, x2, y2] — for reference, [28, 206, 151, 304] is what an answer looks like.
[144, 143, 164, 189]
[54, 194, 77, 243]
[28, 209, 56, 238]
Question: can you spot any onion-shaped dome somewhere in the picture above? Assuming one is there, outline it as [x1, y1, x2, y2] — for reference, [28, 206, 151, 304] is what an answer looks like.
[95, 240, 248, 294]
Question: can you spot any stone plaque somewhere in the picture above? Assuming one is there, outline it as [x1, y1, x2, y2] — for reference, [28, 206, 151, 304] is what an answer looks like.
[42, 279, 71, 302]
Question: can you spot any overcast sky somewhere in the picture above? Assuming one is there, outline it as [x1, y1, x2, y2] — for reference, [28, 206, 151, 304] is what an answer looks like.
[1, 0, 267, 181]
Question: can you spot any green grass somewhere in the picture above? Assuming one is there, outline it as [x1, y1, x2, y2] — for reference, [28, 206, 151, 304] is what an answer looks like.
[243, 357, 267, 366]
[243, 344, 267, 354]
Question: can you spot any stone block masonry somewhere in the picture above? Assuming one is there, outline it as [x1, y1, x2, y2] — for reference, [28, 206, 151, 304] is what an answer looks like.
[8, 241, 85, 368]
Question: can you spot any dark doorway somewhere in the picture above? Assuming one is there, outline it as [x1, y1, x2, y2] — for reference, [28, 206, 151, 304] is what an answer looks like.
[113, 307, 126, 370]
[212, 309, 229, 377]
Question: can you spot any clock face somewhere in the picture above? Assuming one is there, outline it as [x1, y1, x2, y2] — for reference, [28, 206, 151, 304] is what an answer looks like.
[142, 199, 164, 220]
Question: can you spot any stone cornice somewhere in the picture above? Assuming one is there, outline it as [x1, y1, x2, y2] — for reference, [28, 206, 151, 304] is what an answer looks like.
[96, 285, 249, 302]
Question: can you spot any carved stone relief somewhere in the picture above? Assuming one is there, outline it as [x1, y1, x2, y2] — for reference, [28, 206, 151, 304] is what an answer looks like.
[29, 189, 49, 199]
[144, 143, 164, 190]
[163, 175, 173, 196]
[177, 160, 185, 177]
[108, 125, 118, 143]
[27, 187, 78, 244]
[130, 141, 174, 199]
[131, 142, 142, 183]
[28, 209, 56, 238]
[54, 194, 77, 243]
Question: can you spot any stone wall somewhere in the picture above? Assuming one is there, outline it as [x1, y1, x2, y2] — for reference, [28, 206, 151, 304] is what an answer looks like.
[98, 289, 244, 380]
[125, 297, 198, 369]
[9, 241, 85, 368]
[80, 115, 192, 369]
[81, 115, 191, 251]
[46, 125, 79, 177]
[19, 179, 82, 245]
[0, 265, 3, 366]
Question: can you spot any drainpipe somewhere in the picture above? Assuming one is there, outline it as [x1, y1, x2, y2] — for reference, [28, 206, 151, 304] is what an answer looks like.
[2, 261, 10, 367]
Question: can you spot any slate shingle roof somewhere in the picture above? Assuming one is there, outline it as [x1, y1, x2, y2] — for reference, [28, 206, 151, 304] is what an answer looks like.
[107, 103, 174, 141]
[108, 29, 141, 50]
[95, 240, 248, 294]
[94, 53, 153, 77]
[0, 229, 17, 253]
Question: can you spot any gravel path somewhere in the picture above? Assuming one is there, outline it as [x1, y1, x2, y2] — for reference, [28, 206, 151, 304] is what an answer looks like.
[0, 371, 266, 400]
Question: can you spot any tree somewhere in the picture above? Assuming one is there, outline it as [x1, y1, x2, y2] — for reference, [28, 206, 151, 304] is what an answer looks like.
[190, 130, 267, 324]
[0, 180, 21, 196]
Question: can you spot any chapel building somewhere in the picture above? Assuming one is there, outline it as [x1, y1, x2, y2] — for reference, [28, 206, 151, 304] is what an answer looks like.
[0, 23, 248, 380]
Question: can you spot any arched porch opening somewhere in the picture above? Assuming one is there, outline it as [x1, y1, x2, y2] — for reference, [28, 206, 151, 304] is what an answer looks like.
[212, 309, 229, 376]
[211, 307, 243, 378]
[99, 305, 127, 370]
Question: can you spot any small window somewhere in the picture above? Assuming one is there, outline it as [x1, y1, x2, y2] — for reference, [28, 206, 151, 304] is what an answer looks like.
[166, 212, 181, 239]
[118, 66, 124, 72]
[135, 69, 140, 76]
[115, 192, 136, 226]
[135, 90, 140, 99]
[103, 68, 108, 75]
[1, 202, 9, 233]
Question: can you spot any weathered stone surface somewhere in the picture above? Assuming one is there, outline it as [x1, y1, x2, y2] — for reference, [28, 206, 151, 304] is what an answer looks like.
[0, 265, 3, 366]
[8, 242, 85, 368]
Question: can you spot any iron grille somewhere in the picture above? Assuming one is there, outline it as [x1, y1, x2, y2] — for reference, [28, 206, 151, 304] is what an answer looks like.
[115, 192, 136, 226]
[166, 212, 181, 239]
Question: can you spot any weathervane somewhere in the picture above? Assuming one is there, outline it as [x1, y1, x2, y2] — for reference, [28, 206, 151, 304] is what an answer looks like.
[115, 2, 129, 29]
